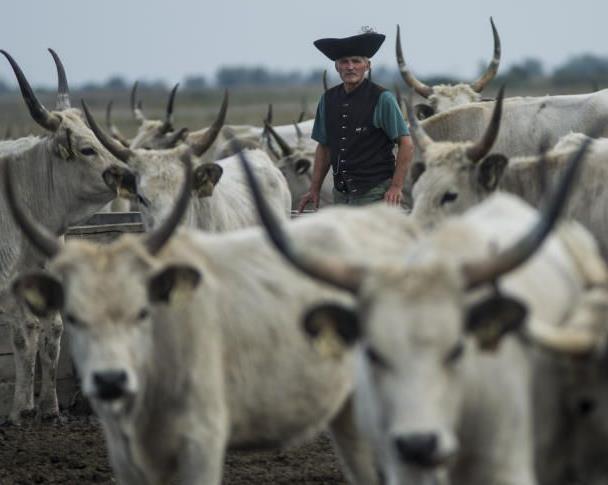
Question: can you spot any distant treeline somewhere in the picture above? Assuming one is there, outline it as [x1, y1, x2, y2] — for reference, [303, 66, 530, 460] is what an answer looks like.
[0, 53, 607, 93]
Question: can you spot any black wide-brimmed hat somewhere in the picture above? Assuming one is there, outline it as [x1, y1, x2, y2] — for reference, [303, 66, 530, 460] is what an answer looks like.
[314, 32, 385, 61]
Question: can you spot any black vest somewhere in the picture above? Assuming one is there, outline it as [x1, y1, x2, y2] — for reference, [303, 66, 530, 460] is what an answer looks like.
[325, 79, 395, 194]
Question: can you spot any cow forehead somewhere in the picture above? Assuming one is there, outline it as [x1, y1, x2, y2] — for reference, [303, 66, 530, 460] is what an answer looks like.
[429, 84, 480, 110]
[360, 263, 465, 347]
[423, 143, 473, 167]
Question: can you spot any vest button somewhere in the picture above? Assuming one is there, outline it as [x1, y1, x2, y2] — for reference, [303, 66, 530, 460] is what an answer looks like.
[342, 126, 347, 129]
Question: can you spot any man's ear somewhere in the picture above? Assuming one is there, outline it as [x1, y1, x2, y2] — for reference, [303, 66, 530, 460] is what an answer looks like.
[12, 272, 64, 317]
[477, 154, 508, 192]
[414, 104, 435, 121]
[465, 294, 527, 351]
[302, 303, 361, 358]
[148, 264, 202, 304]
[193, 163, 223, 198]
[410, 162, 426, 186]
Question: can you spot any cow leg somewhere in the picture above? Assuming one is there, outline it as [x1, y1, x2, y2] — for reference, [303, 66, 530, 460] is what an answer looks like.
[328, 397, 380, 485]
[37, 313, 62, 421]
[177, 430, 225, 485]
[8, 308, 40, 424]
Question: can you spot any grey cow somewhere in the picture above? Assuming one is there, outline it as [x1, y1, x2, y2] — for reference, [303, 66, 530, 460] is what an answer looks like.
[0, 50, 135, 423]
[7, 150, 421, 483]
[243, 137, 608, 485]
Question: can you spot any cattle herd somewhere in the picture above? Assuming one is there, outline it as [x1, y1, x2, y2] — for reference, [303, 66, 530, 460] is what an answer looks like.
[1, 17, 608, 485]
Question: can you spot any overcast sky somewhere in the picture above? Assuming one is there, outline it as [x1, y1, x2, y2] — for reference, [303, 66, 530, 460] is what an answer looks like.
[0, 0, 605, 87]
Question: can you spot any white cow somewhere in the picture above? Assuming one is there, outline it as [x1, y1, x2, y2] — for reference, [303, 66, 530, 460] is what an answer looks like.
[0, 50, 136, 423]
[83, 93, 292, 232]
[8, 153, 421, 484]
[396, 18, 501, 120]
[244, 139, 608, 485]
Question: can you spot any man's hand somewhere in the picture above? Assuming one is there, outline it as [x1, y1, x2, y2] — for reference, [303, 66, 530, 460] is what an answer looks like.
[298, 190, 320, 213]
[384, 184, 403, 206]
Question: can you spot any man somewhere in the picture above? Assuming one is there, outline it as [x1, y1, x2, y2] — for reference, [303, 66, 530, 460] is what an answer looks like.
[298, 29, 414, 211]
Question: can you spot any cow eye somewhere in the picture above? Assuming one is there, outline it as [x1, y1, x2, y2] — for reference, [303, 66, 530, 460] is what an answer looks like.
[80, 147, 97, 156]
[445, 341, 465, 365]
[440, 191, 458, 205]
[137, 308, 149, 321]
[365, 346, 391, 370]
[64, 313, 83, 328]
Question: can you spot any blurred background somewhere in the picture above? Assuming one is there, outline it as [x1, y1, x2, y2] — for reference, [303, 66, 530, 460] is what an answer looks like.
[0, 0, 605, 135]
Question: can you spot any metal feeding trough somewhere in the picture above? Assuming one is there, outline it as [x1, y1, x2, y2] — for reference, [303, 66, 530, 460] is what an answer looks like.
[0, 212, 145, 418]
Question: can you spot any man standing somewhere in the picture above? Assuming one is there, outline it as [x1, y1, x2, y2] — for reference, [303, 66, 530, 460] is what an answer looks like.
[298, 29, 413, 211]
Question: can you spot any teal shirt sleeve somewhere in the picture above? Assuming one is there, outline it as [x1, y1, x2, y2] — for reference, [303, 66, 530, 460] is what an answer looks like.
[373, 91, 410, 141]
[311, 95, 327, 145]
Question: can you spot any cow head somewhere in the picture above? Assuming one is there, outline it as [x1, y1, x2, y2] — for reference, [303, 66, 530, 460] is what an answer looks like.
[237, 135, 590, 483]
[128, 82, 190, 150]
[83, 90, 228, 230]
[8, 152, 195, 416]
[1, 50, 137, 214]
[264, 121, 314, 205]
[406, 86, 507, 227]
[396, 18, 501, 119]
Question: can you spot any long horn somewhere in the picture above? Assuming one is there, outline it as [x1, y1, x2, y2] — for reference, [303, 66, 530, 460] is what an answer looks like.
[0, 50, 60, 132]
[462, 134, 595, 289]
[2, 158, 60, 258]
[293, 121, 303, 142]
[396, 25, 433, 98]
[189, 89, 228, 157]
[160, 83, 179, 134]
[235, 141, 362, 293]
[265, 122, 293, 157]
[261, 103, 273, 138]
[298, 97, 307, 123]
[394, 83, 404, 111]
[105, 101, 131, 148]
[81, 100, 134, 163]
[144, 151, 193, 255]
[130, 81, 146, 122]
[465, 85, 505, 162]
[48, 48, 70, 110]
[470, 17, 502, 93]
[322, 69, 328, 92]
[404, 92, 433, 151]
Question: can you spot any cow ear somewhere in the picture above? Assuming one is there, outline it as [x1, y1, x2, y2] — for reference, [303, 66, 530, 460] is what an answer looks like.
[12, 272, 64, 317]
[192, 163, 223, 197]
[477, 154, 508, 191]
[148, 264, 202, 304]
[410, 162, 426, 186]
[302, 303, 360, 357]
[465, 294, 527, 351]
[414, 104, 435, 120]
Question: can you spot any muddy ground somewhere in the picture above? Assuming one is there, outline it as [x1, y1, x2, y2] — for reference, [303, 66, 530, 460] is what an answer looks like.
[0, 415, 346, 484]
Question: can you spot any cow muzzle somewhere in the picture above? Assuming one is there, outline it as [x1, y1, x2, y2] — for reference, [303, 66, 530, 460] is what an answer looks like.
[92, 369, 130, 401]
[393, 431, 454, 468]
[102, 165, 138, 199]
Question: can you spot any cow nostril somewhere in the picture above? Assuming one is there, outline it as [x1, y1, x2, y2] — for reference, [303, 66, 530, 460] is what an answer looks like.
[93, 370, 128, 401]
[394, 432, 439, 468]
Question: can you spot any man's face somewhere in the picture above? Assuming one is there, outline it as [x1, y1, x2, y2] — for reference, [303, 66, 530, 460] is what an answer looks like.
[336, 56, 369, 86]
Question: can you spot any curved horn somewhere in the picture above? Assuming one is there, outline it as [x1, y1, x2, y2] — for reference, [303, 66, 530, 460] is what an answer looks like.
[462, 134, 595, 289]
[144, 151, 193, 255]
[395, 25, 433, 98]
[130, 81, 146, 122]
[322, 69, 328, 92]
[2, 159, 60, 258]
[160, 83, 179, 134]
[48, 48, 70, 110]
[261, 104, 273, 139]
[265, 122, 293, 157]
[470, 17, 502, 93]
[189, 89, 228, 157]
[0, 50, 60, 132]
[465, 85, 505, 162]
[404, 92, 433, 152]
[235, 141, 362, 293]
[293, 122, 303, 142]
[81, 100, 134, 163]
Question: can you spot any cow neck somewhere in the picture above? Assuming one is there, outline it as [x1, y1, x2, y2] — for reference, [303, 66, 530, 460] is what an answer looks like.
[9, 138, 112, 235]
